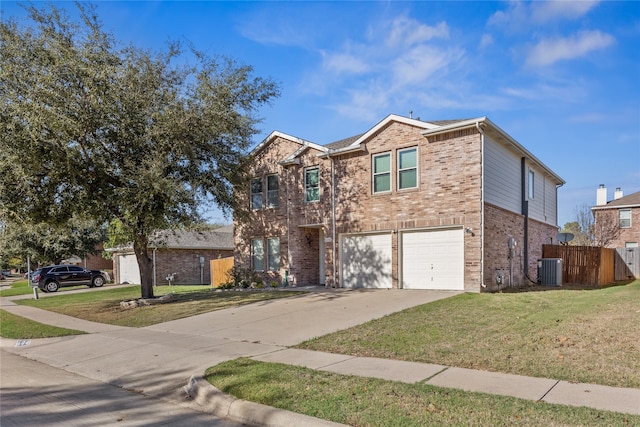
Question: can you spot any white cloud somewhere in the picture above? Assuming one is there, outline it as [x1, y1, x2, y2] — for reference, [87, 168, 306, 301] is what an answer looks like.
[568, 112, 609, 123]
[301, 12, 462, 120]
[531, 1, 600, 24]
[322, 51, 370, 74]
[333, 85, 389, 122]
[391, 45, 462, 86]
[489, 0, 600, 30]
[386, 16, 449, 47]
[323, 52, 370, 74]
[526, 30, 615, 67]
[480, 34, 494, 49]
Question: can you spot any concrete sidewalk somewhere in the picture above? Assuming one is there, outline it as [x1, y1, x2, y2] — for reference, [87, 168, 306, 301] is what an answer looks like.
[251, 348, 640, 416]
[2, 288, 639, 426]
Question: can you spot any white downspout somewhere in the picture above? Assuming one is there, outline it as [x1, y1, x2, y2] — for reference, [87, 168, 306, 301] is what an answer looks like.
[331, 156, 337, 288]
[286, 167, 291, 280]
[476, 122, 486, 289]
[152, 248, 157, 287]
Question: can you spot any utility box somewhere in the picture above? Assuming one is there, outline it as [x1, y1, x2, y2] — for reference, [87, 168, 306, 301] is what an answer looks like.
[538, 258, 563, 286]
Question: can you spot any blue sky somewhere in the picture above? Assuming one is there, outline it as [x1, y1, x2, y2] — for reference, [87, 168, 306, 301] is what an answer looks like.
[3, 1, 639, 226]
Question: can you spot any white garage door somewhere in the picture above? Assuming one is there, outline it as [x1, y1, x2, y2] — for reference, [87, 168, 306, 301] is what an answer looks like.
[341, 233, 392, 288]
[401, 228, 464, 290]
[118, 253, 141, 285]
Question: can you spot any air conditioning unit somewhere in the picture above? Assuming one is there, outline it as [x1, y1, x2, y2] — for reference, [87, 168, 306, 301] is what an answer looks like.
[538, 258, 563, 286]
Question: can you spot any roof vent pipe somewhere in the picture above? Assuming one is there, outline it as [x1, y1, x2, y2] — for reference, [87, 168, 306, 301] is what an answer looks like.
[596, 184, 607, 206]
[614, 187, 623, 200]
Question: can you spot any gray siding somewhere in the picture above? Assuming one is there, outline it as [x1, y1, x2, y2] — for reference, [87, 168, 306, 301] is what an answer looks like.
[484, 136, 521, 213]
[485, 136, 558, 226]
[526, 162, 558, 226]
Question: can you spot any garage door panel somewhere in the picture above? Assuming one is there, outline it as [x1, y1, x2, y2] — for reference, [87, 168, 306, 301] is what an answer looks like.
[341, 234, 392, 289]
[402, 229, 463, 290]
[118, 253, 141, 285]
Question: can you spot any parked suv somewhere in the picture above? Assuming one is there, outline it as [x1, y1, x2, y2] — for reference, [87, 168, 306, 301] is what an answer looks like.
[32, 265, 110, 293]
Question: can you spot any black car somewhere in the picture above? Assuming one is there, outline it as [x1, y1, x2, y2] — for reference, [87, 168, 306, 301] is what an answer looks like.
[32, 265, 110, 293]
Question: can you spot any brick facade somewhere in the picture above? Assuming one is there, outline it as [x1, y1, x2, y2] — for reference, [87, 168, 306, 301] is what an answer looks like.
[484, 203, 557, 290]
[235, 115, 562, 292]
[592, 191, 640, 248]
[113, 248, 232, 285]
[154, 249, 232, 285]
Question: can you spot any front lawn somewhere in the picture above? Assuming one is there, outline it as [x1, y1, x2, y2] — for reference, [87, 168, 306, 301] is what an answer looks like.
[297, 280, 640, 388]
[0, 278, 87, 297]
[0, 309, 86, 338]
[15, 285, 304, 327]
[205, 358, 640, 427]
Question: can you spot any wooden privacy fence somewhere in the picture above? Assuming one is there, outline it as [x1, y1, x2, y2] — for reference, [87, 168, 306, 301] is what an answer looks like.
[542, 245, 614, 286]
[615, 247, 639, 281]
[210, 256, 234, 288]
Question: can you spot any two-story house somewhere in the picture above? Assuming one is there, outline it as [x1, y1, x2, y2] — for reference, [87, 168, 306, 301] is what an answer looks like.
[592, 185, 640, 248]
[234, 114, 564, 292]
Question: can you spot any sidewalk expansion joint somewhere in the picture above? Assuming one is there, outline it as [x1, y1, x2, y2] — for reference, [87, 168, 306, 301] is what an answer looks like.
[422, 366, 449, 383]
[316, 355, 359, 370]
[537, 379, 561, 402]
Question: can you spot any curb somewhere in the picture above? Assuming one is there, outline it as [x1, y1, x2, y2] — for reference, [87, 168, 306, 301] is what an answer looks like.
[185, 376, 348, 427]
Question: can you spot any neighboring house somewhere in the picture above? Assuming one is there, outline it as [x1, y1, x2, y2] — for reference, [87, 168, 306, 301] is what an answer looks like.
[61, 243, 114, 273]
[109, 226, 233, 285]
[592, 186, 640, 248]
[234, 114, 565, 292]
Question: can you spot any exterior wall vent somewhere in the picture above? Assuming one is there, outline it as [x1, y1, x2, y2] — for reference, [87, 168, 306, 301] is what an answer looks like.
[538, 258, 563, 286]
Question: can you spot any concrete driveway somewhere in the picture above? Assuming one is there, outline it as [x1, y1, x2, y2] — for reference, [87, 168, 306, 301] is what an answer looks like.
[2, 288, 459, 403]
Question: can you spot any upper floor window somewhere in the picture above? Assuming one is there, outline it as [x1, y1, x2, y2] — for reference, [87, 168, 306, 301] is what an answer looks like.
[398, 148, 417, 190]
[251, 238, 264, 271]
[266, 174, 279, 208]
[305, 167, 320, 202]
[528, 169, 535, 199]
[251, 178, 263, 210]
[373, 153, 391, 193]
[620, 209, 631, 228]
[267, 237, 281, 271]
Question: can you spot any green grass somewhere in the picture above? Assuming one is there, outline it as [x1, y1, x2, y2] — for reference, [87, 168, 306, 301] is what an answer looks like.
[0, 309, 86, 338]
[297, 281, 640, 388]
[205, 358, 640, 427]
[0, 278, 88, 297]
[15, 286, 304, 327]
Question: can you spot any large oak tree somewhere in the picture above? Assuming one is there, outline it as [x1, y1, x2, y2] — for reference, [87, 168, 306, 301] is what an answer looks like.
[0, 4, 279, 298]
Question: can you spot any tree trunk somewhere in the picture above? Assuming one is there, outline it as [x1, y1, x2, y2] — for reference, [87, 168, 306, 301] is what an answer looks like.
[133, 236, 155, 299]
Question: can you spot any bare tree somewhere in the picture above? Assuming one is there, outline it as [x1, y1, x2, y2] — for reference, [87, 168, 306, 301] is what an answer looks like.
[566, 204, 619, 247]
[592, 208, 620, 247]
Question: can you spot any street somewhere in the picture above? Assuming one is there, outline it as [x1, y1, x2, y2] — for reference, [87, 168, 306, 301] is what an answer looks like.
[0, 350, 244, 427]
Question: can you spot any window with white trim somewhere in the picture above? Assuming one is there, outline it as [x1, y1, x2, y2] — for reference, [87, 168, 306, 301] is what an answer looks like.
[372, 152, 391, 193]
[266, 174, 279, 208]
[251, 178, 263, 210]
[251, 239, 264, 271]
[267, 237, 280, 271]
[398, 147, 417, 190]
[528, 169, 535, 199]
[305, 167, 320, 202]
[620, 209, 631, 228]
[625, 242, 638, 248]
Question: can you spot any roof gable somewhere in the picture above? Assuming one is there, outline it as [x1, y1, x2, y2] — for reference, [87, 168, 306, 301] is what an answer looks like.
[344, 114, 441, 149]
[251, 131, 327, 164]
